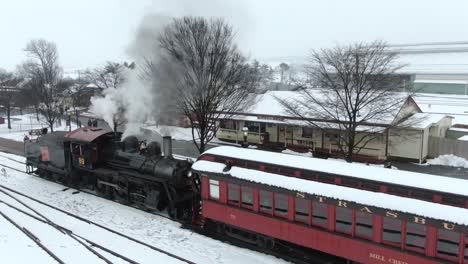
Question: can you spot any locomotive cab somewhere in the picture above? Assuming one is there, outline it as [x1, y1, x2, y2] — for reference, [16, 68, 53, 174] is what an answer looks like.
[64, 127, 116, 170]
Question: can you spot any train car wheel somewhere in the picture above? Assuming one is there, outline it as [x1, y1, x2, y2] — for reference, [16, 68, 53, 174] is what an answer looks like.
[113, 188, 129, 205]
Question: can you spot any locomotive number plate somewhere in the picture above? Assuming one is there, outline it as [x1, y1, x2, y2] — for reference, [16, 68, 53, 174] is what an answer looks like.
[79, 157, 85, 166]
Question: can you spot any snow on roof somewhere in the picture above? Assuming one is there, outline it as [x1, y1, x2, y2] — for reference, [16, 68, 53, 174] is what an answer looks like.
[200, 146, 468, 197]
[412, 93, 468, 125]
[193, 159, 468, 226]
[459, 135, 468, 141]
[414, 79, 468, 84]
[239, 90, 407, 127]
[450, 127, 468, 133]
[397, 52, 468, 74]
[398, 113, 450, 129]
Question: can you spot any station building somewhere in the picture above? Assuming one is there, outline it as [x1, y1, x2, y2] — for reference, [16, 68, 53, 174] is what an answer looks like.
[215, 90, 453, 163]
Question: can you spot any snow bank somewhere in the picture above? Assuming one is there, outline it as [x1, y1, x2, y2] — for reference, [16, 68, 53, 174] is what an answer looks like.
[427, 154, 468, 168]
[282, 149, 313, 157]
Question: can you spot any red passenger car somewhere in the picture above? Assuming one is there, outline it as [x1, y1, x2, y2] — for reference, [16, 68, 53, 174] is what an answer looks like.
[192, 146, 468, 264]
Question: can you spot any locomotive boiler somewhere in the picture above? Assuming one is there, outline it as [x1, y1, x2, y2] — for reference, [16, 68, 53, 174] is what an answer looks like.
[25, 127, 197, 222]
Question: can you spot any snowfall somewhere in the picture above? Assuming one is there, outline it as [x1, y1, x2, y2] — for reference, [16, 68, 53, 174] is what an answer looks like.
[0, 152, 285, 264]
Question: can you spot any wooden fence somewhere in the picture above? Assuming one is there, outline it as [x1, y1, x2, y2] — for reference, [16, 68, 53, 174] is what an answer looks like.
[428, 136, 468, 159]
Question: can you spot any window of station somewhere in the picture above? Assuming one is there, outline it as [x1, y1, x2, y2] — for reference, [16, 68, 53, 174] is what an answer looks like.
[219, 119, 237, 130]
[437, 229, 460, 260]
[228, 183, 240, 205]
[355, 211, 373, 239]
[241, 186, 253, 208]
[301, 127, 313, 138]
[335, 207, 353, 234]
[209, 179, 220, 200]
[259, 190, 273, 213]
[405, 223, 426, 252]
[294, 197, 309, 223]
[274, 193, 288, 217]
[382, 217, 402, 246]
[312, 202, 328, 227]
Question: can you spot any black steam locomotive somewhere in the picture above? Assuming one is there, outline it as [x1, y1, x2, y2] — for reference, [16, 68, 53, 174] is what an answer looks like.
[24, 127, 197, 222]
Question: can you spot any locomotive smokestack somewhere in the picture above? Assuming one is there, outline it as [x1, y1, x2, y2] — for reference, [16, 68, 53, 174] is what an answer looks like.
[163, 136, 172, 158]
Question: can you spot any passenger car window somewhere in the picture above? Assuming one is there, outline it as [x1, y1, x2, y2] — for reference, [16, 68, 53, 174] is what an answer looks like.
[274, 193, 288, 217]
[259, 190, 273, 213]
[355, 211, 373, 239]
[437, 229, 460, 260]
[209, 179, 219, 200]
[382, 217, 401, 245]
[228, 183, 240, 205]
[294, 197, 309, 223]
[312, 202, 328, 227]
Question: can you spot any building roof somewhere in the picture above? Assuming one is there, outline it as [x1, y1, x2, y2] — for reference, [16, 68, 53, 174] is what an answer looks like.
[412, 93, 468, 125]
[64, 127, 113, 142]
[399, 113, 451, 129]
[228, 90, 411, 130]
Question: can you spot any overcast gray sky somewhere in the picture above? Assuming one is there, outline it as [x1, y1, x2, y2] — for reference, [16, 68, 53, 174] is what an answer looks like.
[1, 0, 468, 71]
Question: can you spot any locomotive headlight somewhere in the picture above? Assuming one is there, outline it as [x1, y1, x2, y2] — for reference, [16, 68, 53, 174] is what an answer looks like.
[187, 170, 193, 178]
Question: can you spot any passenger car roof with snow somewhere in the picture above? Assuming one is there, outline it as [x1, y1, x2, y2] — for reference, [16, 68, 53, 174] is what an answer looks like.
[193, 159, 468, 226]
[199, 146, 468, 197]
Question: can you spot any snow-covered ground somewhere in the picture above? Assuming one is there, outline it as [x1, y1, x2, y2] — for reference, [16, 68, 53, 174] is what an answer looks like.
[0, 114, 78, 142]
[427, 154, 468, 168]
[0, 152, 285, 264]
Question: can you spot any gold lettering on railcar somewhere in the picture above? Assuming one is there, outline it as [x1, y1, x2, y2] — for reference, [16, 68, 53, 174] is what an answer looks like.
[413, 217, 426, 225]
[296, 192, 305, 199]
[385, 211, 398, 218]
[360, 206, 373, 213]
[443, 222, 455, 230]
[317, 196, 326, 203]
[337, 200, 347, 207]
[369, 253, 408, 264]
[369, 252, 385, 261]
[388, 258, 408, 264]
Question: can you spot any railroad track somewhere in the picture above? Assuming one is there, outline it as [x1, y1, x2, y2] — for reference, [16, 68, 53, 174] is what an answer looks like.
[0, 156, 175, 223]
[0, 183, 195, 264]
[0, 153, 26, 165]
[0, 193, 138, 264]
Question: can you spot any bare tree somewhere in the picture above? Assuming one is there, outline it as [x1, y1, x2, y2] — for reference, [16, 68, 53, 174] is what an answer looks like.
[158, 17, 258, 153]
[84, 62, 126, 91]
[21, 39, 63, 132]
[278, 41, 408, 162]
[0, 69, 23, 129]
